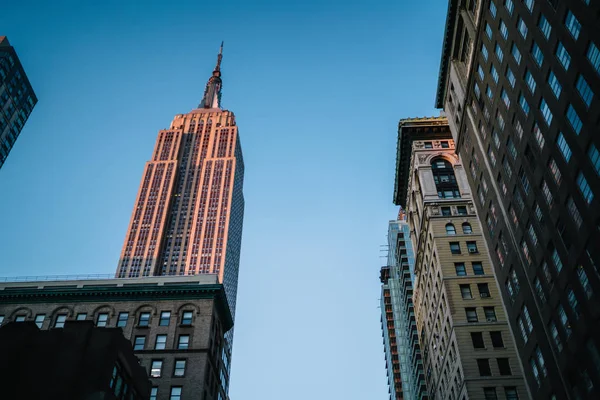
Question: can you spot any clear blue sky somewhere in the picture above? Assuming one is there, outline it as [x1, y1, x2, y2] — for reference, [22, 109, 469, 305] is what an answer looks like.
[1, 0, 447, 398]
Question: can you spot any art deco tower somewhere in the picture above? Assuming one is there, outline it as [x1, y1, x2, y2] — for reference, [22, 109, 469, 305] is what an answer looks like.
[116, 44, 245, 322]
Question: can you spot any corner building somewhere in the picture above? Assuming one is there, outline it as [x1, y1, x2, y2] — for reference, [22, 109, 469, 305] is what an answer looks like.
[394, 117, 528, 400]
[436, 0, 600, 398]
[380, 215, 428, 400]
[116, 44, 244, 334]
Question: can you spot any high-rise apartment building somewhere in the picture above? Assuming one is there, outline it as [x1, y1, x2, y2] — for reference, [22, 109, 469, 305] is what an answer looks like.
[116, 44, 245, 331]
[380, 214, 428, 400]
[436, 1, 600, 398]
[0, 36, 37, 169]
[394, 117, 528, 400]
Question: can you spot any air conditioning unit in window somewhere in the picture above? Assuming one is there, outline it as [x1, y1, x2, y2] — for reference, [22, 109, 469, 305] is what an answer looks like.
[468, 248, 477, 253]
[480, 293, 490, 298]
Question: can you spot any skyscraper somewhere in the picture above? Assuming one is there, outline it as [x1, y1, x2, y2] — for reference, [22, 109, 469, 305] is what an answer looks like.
[380, 213, 428, 400]
[436, 1, 600, 398]
[117, 43, 245, 327]
[394, 117, 528, 400]
[0, 36, 37, 169]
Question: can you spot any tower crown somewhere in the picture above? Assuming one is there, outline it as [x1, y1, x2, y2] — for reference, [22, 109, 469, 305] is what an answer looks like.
[199, 42, 224, 109]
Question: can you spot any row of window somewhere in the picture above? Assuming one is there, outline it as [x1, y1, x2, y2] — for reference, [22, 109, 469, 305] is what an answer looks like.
[466, 306, 498, 322]
[471, 331, 504, 349]
[477, 357, 513, 376]
[149, 386, 182, 400]
[149, 359, 186, 378]
[445, 223, 472, 235]
[482, 385, 519, 400]
[134, 334, 190, 351]
[460, 282, 491, 299]
[450, 241, 479, 254]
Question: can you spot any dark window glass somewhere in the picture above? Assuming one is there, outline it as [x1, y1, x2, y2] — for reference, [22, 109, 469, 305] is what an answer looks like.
[467, 241, 478, 253]
[473, 262, 484, 275]
[450, 242, 461, 254]
[497, 358, 512, 375]
[466, 308, 478, 322]
[472, 332, 485, 348]
[490, 331, 504, 348]
[442, 207, 452, 216]
[432, 158, 461, 198]
[483, 387, 498, 400]
[478, 359, 492, 376]
[457, 206, 467, 215]
[455, 263, 467, 276]
[478, 283, 491, 297]
[484, 307, 497, 321]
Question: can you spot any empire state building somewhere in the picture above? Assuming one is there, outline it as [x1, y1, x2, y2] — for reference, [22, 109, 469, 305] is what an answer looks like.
[117, 43, 245, 323]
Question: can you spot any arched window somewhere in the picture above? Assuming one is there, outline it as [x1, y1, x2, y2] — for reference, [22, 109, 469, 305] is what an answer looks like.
[446, 223, 457, 235]
[463, 223, 473, 234]
[431, 158, 461, 198]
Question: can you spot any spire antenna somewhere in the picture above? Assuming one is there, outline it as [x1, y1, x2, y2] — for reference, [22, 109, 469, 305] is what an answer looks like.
[199, 43, 225, 109]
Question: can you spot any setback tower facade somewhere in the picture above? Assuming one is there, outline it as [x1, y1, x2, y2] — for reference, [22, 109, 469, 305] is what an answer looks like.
[436, 1, 600, 398]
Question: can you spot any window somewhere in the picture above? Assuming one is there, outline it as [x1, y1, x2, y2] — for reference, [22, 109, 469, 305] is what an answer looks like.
[181, 311, 193, 326]
[170, 387, 182, 400]
[517, 18, 528, 39]
[174, 359, 186, 377]
[511, 42, 522, 64]
[567, 196, 583, 229]
[506, 67, 515, 87]
[495, 43, 504, 62]
[490, 1, 497, 17]
[466, 308, 478, 322]
[450, 242, 461, 254]
[486, 23, 493, 39]
[565, 11, 581, 40]
[567, 288, 580, 319]
[547, 72, 561, 99]
[519, 93, 530, 115]
[117, 312, 128, 328]
[576, 75, 593, 107]
[534, 277, 546, 303]
[76, 313, 87, 321]
[577, 172, 593, 204]
[159, 311, 171, 326]
[462, 223, 472, 234]
[491, 65, 499, 83]
[461, 284, 473, 299]
[473, 262, 484, 275]
[505, 387, 519, 400]
[424, 141, 433, 149]
[587, 42, 600, 73]
[457, 206, 467, 215]
[505, 0, 514, 14]
[455, 263, 467, 276]
[33, 314, 45, 328]
[134, 336, 146, 350]
[484, 387, 498, 400]
[549, 158, 562, 185]
[155, 335, 167, 350]
[538, 15, 551, 39]
[490, 331, 504, 348]
[550, 321, 563, 352]
[138, 312, 150, 327]
[150, 387, 158, 400]
[556, 42, 571, 70]
[482, 43, 489, 61]
[178, 335, 190, 350]
[525, 69, 536, 93]
[589, 144, 600, 175]
[472, 332, 485, 348]
[441, 207, 451, 216]
[524, 0, 533, 11]
[431, 159, 460, 198]
[566, 105, 582, 134]
[467, 241, 478, 253]
[477, 359, 492, 376]
[446, 223, 456, 235]
[551, 248, 563, 273]
[500, 21, 508, 40]
[501, 88, 510, 107]
[55, 314, 67, 328]
[558, 304, 571, 337]
[557, 133, 572, 161]
[150, 360, 163, 378]
[484, 307, 497, 322]
[0, 315, 5, 325]
[578, 266, 593, 299]
[498, 358, 512, 375]
[478, 283, 491, 298]
[531, 42, 543, 66]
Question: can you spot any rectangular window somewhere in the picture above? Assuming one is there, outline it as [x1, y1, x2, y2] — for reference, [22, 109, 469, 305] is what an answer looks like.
[498, 358, 512, 375]
[478, 283, 491, 297]
[519, 93, 530, 115]
[576, 75, 593, 107]
[535, 346, 548, 377]
[505, 0, 514, 14]
[525, 69, 536, 93]
[34, 314, 45, 329]
[524, 0, 534, 11]
[490, 331, 504, 348]
[117, 312, 128, 328]
[557, 133, 572, 161]
[96, 313, 109, 327]
[495, 43, 504, 62]
[455, 263, 467, 276]
[567, 288, 580, 319]
[174, 359, 186, 377]
[567, 196, 583, 229]
[500, 20, 508, 40]
[150, 388, 158, 400]
[55, 314, 67, 328]
[565, 11, 581, 40]
[0, 316, 5, 325]
[577, 266, 593, 299]
[482, 43, 489, 61]
[511, 42, 522, 64]
[473, 262, 484, 275]
[170, 387, 182, 400]
[487, 85, 494, 99]
[538, 14, 551, 39]
[466, 307, 478, 322]
[178, 335, 190, 350]
[450, 242, 461, 254]
[150, 360, 163, 378]
[552, 248, 563, 272]
[491, 65, 499, 83]
[533, 123, 545, 150]
[558, 305, 571, 337]
[540, 99, 553, 126]
[506, 67, 515, 87]
[550, 322, 563, 352]
[531, 42, 543, 66]
[547, 72, 562, 99]
[477, 359, 492, 376]
[467, 241, 478, 253]
[534, 277, 546, 303]
[76, 313, 87, 321]
[478, 64, 485, 80]
[501, 88, 510, 107]
[486, 23, 493, 39]
[517, 17, 528, 39]
[484, 307, 497, 322]
[577, 172, 594, 204]
[155, 334, 167, 350]
[549, 158, 562, 185]
[531, 357, 541, 386]
[556, 42, 571, 70]
[490, 1, 497, 18]
[472, 332, 485, 348]
[134, 336, 146, 350]
[484, 387, 498, 400]
[588, 42, 600, 73]
[461, 284, 473, 299]
[567, 105, 583, 134]
[138, 312, 150, 327]
[159, 311, 171, 326]
[588, 144, 600, 175]
[457, 206, 467, 215]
